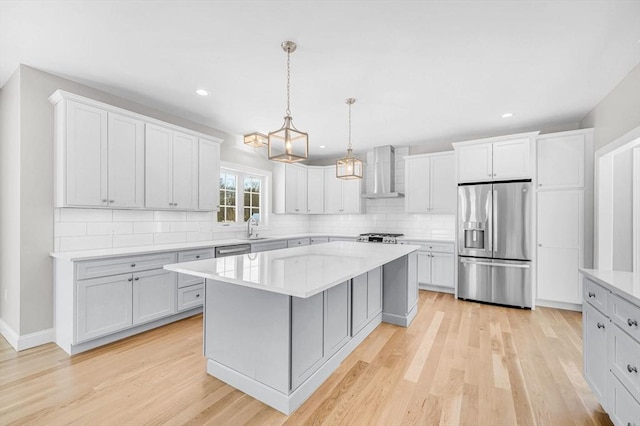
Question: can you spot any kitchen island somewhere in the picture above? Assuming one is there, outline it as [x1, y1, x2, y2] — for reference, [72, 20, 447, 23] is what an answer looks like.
[164, 241, 420, 414]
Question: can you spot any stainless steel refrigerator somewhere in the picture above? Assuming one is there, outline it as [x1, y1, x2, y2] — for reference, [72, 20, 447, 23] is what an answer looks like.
[457, 180, 532, 308]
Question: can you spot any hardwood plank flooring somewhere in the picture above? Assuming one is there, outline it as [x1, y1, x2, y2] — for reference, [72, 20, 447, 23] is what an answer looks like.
[0, 291, 612, 425]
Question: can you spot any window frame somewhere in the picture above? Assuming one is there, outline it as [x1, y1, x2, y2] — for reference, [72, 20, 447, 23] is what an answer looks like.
[217, 161, 271, 229]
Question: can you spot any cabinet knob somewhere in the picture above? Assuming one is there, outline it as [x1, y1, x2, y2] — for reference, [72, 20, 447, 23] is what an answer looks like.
[128, 278, 133, 282]
[196, 255, 200, 259]
[134, 277, 139, 281]
[588, 292, 595, 298]
[196, 294, 200, 298]
[102, 199, 108, 203]
[628, 318, 638, 327]
[131, 264, 136, 267]
[596, 323, 605, 329]
[487, 174, 492, 177]
[109, 200, 114, 203]
[627, 364, 638, 373]
[174, 203, 178, 206]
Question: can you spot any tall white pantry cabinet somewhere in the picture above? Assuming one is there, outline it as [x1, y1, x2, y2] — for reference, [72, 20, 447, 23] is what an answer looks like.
[50, 90, 222, 211]
[535, 129, 593, 310]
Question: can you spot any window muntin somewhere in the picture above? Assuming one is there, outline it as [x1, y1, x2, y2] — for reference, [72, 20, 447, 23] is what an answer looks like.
[218, 168, 264, 225]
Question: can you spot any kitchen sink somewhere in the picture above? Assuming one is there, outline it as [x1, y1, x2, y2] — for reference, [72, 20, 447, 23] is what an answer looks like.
[242, 237, 270, 241]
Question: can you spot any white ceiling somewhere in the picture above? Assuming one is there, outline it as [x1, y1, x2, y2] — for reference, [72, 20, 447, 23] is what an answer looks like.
[2, 1, 639, 159]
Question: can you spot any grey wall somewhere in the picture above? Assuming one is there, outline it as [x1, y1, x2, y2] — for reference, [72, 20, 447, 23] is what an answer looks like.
[0, 69, 22, 333]
[581, 64, 640, 151]
[3, 65, 271, 337]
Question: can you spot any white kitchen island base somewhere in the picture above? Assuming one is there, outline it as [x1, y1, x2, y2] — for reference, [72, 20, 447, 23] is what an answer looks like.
[165, 242, 420, 415]
[205, 311, 382, 415]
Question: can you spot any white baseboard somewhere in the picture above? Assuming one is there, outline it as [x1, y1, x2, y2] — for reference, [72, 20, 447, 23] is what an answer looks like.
[536, 299, 583, 312]
[0, 318, 55, 351]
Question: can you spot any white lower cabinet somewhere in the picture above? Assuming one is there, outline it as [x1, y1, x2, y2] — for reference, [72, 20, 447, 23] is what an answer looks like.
[132, 269, 177, 325]
[178, 283, 204, 311]
[77, 273, 133, 342]
[287, 237, 310, 248]
[406, 241, 455, 293]
[251, 240, 288, 253]
[582, 276, 640, 425]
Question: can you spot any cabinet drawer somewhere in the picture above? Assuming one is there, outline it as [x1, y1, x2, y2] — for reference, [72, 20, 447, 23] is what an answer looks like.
[251, 240, 287, 253]
[610, 294, 640, 343]
[287, 238, 310, 248]
[403, 241, 454, 253]
[310, 237, 329, 245]
[77, 252, 177, 280]
[584, 278, 609, 314]
[177, 284, 204, 311]
[609, 324, 640, 398]
[177, 248, 213, 288]
[608, 372, 640, 426]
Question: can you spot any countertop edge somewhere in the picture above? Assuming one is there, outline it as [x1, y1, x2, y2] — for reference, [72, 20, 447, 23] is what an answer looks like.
[579, 268, 640, 306]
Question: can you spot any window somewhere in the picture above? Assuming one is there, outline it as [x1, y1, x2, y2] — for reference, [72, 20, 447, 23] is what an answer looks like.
[218, 164, 269, 226]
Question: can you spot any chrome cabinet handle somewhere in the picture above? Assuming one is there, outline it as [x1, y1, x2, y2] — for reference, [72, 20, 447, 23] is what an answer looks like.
[628, 318, 638, 327]
[134, 277, 139, 281]
[588, 292, 596, 298]
[195, 255, 200, 259]
[627, 364, 638, 373]
[174, 202, 178, 206]
[196, 294, 200, 298]
[127, 277, 133, 282]
[131, 264, 136, 267]
[596, 323, 605, 329]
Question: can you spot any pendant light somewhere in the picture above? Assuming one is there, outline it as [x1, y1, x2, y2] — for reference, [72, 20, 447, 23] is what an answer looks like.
[268, 41, 309, 163]
[336, 98, 363, 179]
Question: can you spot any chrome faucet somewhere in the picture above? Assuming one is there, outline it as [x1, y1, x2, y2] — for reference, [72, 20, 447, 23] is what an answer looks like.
[247, 217, 259, 239]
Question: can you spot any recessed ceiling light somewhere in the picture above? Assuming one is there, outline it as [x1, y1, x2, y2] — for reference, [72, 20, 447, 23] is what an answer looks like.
[196, 89, 210, 96]
[319, 145, 326, 149]
[501, 112, 514, 118]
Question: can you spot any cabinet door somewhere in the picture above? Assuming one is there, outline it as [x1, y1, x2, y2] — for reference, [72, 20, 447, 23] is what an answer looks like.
[324, 167, 343, 214]
[291, 292, 325, 390]
[457, 143, 492, 183]
[198, 138, 220, 211]
[107, 113, 144, 208]
[537, 191, 583, 303]
[295, 165, 308, 213]
[607, 372, 640, 426]
[430, 154, 456, 213]
[417, 252, 432, 284]
[65, 100, 108, 207]
[537, 134, 585, 189]
[492, 138, 531, 180]
[405, 157, 431, 213]
[132, 269, 177, 325]
[76, 273, 132, 342]
[583, 303, 608, 405]
[431, 252, 454, 289]
[172, 131, 199, 210]
[285, 164, 307, 213]
[351, 273, 368, 336]
[145, 124, 173, 209]
[307, 167, 325, 214]
[341, 178, 361, 214]
[324, 281, 351, 358]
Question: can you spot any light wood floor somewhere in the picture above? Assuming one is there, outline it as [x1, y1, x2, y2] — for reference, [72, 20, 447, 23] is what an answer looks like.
[1, 291, 612, 425]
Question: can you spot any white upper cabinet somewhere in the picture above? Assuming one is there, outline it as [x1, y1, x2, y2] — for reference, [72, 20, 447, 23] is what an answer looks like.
[62, 100, 108, 207]
[536, 130, 591, 189]
[145, 126, 198, 210]
[107, 112, 145, 208]
[323, 167, 361, 214]
[50, 90, 222, 211]
[405, 152, 455, 213]
[198, 138, 220, 211]
[453, 133, 536, 183]
[273, 163, 308, 214]
[307, 167, 325, 214]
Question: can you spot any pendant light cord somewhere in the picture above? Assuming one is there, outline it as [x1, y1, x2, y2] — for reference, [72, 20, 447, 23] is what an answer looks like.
[286, 47, 291, 117]
[347, 101, 352, 151]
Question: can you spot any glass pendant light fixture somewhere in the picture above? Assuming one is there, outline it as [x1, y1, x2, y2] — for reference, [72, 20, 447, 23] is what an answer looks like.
[243, 132, 268, 147]
[336, 98, 363, 179]
[268, 41, 309, 163]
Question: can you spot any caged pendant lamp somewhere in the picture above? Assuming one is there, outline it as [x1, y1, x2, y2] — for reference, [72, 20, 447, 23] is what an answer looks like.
[268, 41, 309, 163]
[336, 98, 363, 179]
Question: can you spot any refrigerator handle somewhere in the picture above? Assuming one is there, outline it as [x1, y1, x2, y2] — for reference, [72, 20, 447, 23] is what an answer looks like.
[486, 189, 493, 254]
[493, 189, 498, 254]
[460, 258, 530, 269]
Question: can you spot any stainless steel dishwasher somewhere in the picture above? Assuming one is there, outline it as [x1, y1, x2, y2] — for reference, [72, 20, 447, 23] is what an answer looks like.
[214, 244, 251, 258]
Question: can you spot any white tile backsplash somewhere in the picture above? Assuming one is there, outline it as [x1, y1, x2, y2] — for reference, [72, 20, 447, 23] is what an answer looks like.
[59, 235, 113, 251]
[113, 210, 154, 222]
[86, 221, 133, 236]
[60, 208, 113, 222]
[154, 211, 187, 222]
[113, 234, 154, 248]
[153, 232, 187, 245]
[55, 222, 87, 237]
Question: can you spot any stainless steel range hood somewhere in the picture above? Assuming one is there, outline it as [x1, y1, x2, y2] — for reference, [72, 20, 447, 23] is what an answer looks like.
[362, 145, 404, 199]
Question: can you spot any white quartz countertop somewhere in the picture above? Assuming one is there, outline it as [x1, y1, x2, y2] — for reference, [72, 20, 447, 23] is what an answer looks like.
[49, 233, 453, 261]
[164, 241, 420, 298]
[580, 268, 640, 306]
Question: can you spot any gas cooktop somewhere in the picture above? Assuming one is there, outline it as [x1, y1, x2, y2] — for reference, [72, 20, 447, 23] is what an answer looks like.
[357, 233, 404, 244]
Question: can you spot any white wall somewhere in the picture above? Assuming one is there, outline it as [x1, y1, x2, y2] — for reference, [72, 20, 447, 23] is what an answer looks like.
[0, 68, 22, 335]
[612, 150, 633, 271]
[581, 64, 640, 151]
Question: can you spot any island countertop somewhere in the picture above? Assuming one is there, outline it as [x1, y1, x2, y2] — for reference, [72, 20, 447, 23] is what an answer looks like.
[579, 268, 640, 306]
[164, 241, 420, 298]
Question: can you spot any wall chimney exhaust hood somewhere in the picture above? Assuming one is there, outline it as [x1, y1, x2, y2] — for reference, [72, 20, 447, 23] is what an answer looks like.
[362, 145, 404, 199]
